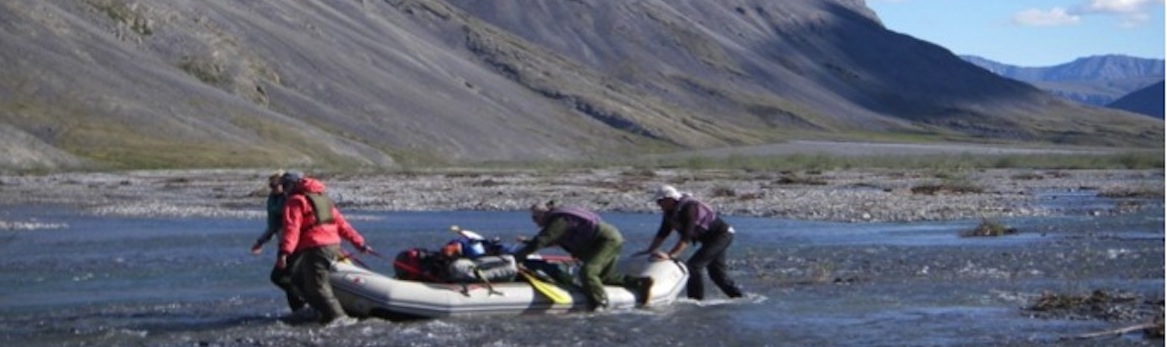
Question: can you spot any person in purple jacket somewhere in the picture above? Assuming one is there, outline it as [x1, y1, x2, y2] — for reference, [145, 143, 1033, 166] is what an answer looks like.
[512, 201, 653, 311]
[635, 185, 744, 300]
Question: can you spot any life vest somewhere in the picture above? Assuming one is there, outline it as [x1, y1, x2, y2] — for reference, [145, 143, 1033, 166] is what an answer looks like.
[547, 206, 600, 256]
[304, 193, 334, 225]
[671, 196, 717, 238]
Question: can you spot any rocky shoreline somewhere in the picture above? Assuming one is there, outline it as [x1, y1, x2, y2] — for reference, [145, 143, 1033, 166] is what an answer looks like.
[0, 168, 1160, 222]
[0, 167, 1162, 343]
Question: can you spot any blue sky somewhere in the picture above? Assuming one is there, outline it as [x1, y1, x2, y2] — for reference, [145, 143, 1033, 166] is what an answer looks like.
[866, 0, 1165, 66]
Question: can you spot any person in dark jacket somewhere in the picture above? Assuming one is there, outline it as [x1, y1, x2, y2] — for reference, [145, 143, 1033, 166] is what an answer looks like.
[276, 172, 371, 326]
[250, 171, 307, 315]
[634, 185, 743, 300]
[512, 201, 653, 311]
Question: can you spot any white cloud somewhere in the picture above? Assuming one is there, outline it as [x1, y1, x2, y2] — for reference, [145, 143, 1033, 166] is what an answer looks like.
[1011, 1, 1163, 27]
[1012, 7, 1082, 26]
[1117, 12, 1151, 27]
[1078, 0, 1164, 26]
[1081, 0, 1162, 14]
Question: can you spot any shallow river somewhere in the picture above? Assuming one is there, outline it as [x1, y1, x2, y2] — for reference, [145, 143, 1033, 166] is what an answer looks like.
[0, 197, 1162, 346]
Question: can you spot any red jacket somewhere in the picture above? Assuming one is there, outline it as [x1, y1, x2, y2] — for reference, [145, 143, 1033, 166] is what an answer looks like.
[278, 177, 366, 255]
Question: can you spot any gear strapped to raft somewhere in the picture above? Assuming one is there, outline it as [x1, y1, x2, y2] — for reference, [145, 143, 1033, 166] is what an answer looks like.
[389, 226, 583, 289]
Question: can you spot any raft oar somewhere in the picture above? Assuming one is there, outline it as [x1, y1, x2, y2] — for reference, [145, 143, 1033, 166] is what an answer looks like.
[518, 267, 571, 304]
[448, 225, 487, 239]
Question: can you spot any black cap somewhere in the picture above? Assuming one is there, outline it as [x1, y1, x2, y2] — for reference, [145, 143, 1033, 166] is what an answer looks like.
[280, 171, 304, 190]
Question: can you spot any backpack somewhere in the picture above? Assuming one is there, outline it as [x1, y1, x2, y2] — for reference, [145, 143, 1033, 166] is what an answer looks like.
[392, 248, 449, 282]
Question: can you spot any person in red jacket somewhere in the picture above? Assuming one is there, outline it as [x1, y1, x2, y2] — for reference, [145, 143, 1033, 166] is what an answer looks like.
[275, 172, 371, 326]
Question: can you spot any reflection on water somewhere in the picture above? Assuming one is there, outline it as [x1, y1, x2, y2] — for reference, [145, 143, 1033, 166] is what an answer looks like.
[0, 203, 1161, 346]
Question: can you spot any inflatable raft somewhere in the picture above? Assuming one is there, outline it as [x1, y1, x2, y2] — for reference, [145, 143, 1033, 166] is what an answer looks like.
[329, 257, 689, 320]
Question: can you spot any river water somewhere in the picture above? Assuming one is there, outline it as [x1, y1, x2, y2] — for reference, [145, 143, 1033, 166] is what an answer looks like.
[0, 198, 1162, 347]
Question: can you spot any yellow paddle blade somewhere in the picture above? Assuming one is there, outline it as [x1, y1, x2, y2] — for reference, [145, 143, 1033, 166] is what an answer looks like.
[519, 271, 571, 304]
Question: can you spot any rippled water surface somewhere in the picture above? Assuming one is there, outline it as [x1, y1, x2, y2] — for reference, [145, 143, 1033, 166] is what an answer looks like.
[0, 200, 1162, 347]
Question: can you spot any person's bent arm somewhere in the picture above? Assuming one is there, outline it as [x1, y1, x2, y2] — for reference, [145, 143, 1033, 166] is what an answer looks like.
[635, 214, 674, 256]
[251, 196, 283, 253]
[332, 208, 368, 252]
[276, 197, 306, 269]
[660, 203, 699, 259]
[513, 218, 569, 259]
[634, 236, 667, 257]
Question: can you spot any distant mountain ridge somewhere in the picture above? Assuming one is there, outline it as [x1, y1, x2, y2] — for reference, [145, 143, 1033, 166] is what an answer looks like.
[1107, 81, 1165, 119]
[0, 0, 1160, 170]
[960, 54, 1164, 106]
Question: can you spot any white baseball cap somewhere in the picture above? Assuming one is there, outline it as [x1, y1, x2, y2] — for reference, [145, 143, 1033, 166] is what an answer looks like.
[653, 185, 682, 201]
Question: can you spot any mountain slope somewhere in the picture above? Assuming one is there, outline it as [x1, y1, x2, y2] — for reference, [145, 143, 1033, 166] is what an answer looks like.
[961, 54, 1165, 106]
[0, 0, 647, 169]
[1108, 81, 1165, 119]
[0, 0, 1160, 170]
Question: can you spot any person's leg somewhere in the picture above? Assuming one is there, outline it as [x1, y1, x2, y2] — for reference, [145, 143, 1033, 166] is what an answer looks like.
[577, 238, 622, 310]
[686, 232, 736, 300]
[593, 225, 635, 286]
[704, 233, 743, 298]
[685, 246, 712, 300]
[271, 264, 306, 311]
[299, 245, 348, 322]
[577, 260, 607, 310]
[596, 241, 627, 286]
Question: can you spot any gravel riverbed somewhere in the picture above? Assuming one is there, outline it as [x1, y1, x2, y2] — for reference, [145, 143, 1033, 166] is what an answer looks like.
[0, 168, 1159, 222]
